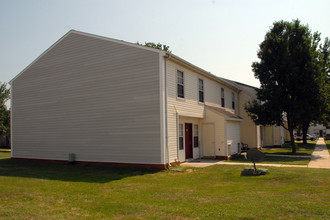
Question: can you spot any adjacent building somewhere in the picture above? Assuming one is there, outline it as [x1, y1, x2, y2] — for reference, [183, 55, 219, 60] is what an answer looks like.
[227, 81, 286, 148]
[308, 124, 328, 137]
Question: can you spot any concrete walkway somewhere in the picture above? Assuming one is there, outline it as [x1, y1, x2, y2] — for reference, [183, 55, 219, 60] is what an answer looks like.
[180, 160, 307, 168]
[308, 138, 330, 169]
[181, 138, 330, 169]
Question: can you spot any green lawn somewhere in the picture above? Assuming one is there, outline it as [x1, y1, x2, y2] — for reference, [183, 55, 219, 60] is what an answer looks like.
[261, 141, 316, 156]
[1, 152, 329, 219]
[227, 155, 310, 165]
[325, 140, 330, 153]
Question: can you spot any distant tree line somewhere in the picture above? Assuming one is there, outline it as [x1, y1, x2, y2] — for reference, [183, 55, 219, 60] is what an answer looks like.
[0, 82, 10, 147]
[136, 41, 171, 52]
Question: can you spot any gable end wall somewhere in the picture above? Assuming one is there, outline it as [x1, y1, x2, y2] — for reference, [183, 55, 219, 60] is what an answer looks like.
[11, 33, 162, 164]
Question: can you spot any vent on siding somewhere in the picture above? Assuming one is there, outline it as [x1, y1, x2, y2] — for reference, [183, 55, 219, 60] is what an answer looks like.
[68, 153, 76, 165]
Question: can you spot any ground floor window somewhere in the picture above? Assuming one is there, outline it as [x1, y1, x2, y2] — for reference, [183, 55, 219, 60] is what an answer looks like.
[194, 124, 199, 148]
[179, 124, 184, 150]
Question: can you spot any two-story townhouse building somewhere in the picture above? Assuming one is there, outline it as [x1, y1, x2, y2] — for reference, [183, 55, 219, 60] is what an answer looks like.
[165, 55, 242, 163]
[226, 80, 286, 148]
[10, 30, 242, 168]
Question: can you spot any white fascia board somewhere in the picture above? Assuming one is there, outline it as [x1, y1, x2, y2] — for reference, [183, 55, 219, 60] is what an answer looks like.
[228, 117, 243, 122]
[70, 30, 165, 54]
[177, 112, 205, 119]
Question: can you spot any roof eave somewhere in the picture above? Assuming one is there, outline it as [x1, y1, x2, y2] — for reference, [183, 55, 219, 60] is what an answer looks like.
[166, 53, 240, 91]
[228, 117, 243, 122]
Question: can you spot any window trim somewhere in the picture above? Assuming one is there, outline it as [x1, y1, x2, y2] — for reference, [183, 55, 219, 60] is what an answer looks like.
[179, 123, 184, 150]
[193, 124, 199, 148]
[177, 70, 185, 99]
[198, 78, 204, 103]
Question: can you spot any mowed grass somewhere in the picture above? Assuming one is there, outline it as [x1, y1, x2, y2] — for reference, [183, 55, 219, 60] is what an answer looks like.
[227, 155, 310, 165]
[326, 140, 330, 153]
[261, 141, 316, 156]
[1, 152, 330, 219]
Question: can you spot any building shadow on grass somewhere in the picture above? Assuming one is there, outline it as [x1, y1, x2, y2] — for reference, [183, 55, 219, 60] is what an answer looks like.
[0, 152, 160, 183]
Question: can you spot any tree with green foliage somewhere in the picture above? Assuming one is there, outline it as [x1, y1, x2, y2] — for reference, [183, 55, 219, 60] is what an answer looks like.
[245, 19, 329, 153]
[299, 36, 329, 144]
[136, 41, 171, 52]
[0, 82, 10, 146]
[317, 37, 330, 127]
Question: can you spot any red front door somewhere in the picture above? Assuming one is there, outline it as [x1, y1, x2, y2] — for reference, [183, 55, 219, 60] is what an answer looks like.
[185, 123, 193, 159]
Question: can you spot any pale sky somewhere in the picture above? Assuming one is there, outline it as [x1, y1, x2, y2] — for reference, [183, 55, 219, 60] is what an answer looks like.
[1, 0, 329, 87]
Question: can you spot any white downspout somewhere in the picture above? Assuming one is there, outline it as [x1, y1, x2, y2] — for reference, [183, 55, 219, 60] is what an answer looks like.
[174, 106, 179, 162]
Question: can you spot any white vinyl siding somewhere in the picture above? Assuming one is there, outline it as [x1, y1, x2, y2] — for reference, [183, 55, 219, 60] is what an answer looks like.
[166, 59, 238, 162]
[11, 32, 162, 164]
[238, 90, 259, 148]
[203, 107, 226, 157]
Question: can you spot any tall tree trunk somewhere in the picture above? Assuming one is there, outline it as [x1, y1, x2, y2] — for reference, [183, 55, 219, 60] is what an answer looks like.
[289, 127, 296, 153]
[287, 114, 296, 154]
[302, 121, 309, 144]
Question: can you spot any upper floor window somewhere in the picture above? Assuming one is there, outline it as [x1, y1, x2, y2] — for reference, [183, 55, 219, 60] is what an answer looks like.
[198, 79, 204, 103]
[221, 87, 225, 107]
[232, 92, 235, 109]
[177, 70, 184, 98]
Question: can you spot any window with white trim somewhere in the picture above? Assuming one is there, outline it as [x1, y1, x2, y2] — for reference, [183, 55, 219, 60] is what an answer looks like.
[232, 92, 235, 109]
[179, 124, 184, 150]
[194, 124, 199, 148]
[198, 79, 204, 103]
[221, 87, 225, 107]
[177, 70, 184, 98]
